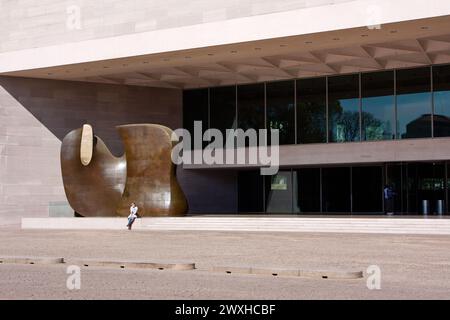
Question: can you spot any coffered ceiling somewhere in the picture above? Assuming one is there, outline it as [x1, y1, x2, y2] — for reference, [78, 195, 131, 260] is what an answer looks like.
[4, 15, 450, 89]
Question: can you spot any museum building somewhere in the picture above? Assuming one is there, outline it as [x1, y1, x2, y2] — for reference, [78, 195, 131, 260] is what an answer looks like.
[2, 0, 450, 222]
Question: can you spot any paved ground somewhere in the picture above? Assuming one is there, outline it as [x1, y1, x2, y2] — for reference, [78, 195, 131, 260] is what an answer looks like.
[0, 227, 450, 299]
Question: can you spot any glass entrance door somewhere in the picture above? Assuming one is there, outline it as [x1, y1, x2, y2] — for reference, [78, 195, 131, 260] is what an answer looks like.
[386, 162, 447, 215]
[265, 171, 293, 213]
[407, 162, 446, 215]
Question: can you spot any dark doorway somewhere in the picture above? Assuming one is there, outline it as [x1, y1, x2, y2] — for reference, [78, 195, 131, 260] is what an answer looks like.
[295, 168, 321, 213]
[238, 170, 264, 213]
[385, 163, 405, 214]
[352, 166, 383, 213]
[322, 167, 351, 213]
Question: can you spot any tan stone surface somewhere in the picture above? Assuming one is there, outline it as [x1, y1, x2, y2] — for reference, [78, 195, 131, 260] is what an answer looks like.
[0, 229, 450, 299]
[0, 1, 356, 53]
[184, 137, 450, 169]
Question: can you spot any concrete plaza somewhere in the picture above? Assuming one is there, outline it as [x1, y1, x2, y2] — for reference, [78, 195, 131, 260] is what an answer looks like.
[0, 227, 449, 299]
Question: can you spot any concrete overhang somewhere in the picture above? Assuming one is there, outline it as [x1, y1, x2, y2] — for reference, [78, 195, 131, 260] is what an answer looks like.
[1, 0, 450, 88]
[182, 137, 450, 169]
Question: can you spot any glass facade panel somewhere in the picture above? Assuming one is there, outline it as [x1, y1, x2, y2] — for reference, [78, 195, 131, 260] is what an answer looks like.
[295, 168, 321, 212]
[266, 80, 295, 145]
[265, 170, 293, 213]
[322, 167, 351, 212]
[361, 71, 395, 141]
[234, 162, 449, 215]
[182, 65, 450, 216]
[433, 65, 450, 137]
[182, 88, 209, 149]
[386, 164, 405, 213]
[406, 162, 446, 214]
[396, 67, 432, 139]
[352, 166, 382, 213]
[210, 85, 237, 141]
[297, 77, 327, 144]
[238, 170, 264, 213]
[237, 83, 265, 131]
[328, 74, 360, 142]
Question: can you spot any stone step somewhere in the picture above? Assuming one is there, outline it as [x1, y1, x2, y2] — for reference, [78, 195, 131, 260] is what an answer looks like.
[144, 221, 450, 226]
[21, 217, 450, 235]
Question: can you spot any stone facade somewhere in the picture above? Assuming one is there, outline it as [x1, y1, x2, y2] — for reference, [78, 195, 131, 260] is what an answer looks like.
[0, 76, 237, 224]
[0, 0, 354, 53]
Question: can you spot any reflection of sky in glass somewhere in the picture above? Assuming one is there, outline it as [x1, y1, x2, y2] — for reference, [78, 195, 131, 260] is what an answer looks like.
[338, 98, 359, 112]
[433, 91, 450, 137]
[397, 92, 432, 138]
[434, 91, 450, 117]
[362, 95, 394, 140]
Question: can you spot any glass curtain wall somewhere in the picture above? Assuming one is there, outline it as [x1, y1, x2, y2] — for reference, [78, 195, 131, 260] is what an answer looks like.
[433, 64, 450, 137]
[361, 71, 395, 141]
[396, 67, 432, 139]
[321, 167, 352, 212]
[385, 162, 448, 215]
[183, 64, 447, 146]
[238, 170, 264, 213]
[328, 74, 361, 142]
[266, 80, 295, 145]
[352, 166, 383, 213]
[297, 77, 327, 144]
[182, 88, 209, 149]
[385, 163, 406, 213]
[237, 163, 450, 215]
[210, 86, 237, 143]
[237, 84, 265, 128]
[265, 171, 293, 213]
[294, 168, 321, 213]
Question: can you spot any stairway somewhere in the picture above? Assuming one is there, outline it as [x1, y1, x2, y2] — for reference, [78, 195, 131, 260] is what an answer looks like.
[143, 216, 450, 235]
[21, 216, 450, 235]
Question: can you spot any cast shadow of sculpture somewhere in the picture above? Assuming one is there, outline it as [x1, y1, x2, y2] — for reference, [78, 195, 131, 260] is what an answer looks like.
[61, 123, 188, 217]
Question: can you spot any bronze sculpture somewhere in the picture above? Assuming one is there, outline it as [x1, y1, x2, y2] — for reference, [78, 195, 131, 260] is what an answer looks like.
[61, 124, 188, 217]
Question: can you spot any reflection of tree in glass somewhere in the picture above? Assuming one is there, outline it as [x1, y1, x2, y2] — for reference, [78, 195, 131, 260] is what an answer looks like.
[269, 119, 287, 134]
[363, 112, 385, 141]
[268, 103, 294, 145]
[298, 101, 327, 143]
[335, 111, 360, 142]
[239, 109, 262, 131]
[329, 99, 384, 142]
[335, 110, 383, 142]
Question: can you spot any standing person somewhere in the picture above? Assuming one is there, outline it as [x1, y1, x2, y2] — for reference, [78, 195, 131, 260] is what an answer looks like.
[127, 203, 138, 230]
[384, 185, 395, 216]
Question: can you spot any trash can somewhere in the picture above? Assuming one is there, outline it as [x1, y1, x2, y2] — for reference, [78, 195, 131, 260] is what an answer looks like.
[436, 200, 444, 216]
[421, 200, 430, 215]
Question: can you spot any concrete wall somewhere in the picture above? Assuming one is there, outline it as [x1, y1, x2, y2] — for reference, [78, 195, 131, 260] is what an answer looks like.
[184, 138, 450, 170]
[0, 0, 355, 53]
[178, 169, 238, 214]
[3, 1, 450, 74]
[0, 76, 237, 224]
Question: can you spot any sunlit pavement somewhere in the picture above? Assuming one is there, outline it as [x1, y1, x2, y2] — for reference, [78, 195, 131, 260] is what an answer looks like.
[1, 228, 449, 299]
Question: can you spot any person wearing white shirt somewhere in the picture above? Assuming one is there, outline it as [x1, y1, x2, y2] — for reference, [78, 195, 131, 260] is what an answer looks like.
[127, 203, 138, 230]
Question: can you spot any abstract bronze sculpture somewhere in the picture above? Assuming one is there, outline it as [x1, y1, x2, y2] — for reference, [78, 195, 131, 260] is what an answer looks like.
[61, 124, 188, 217]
